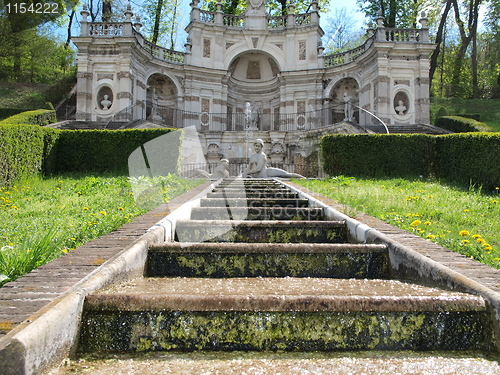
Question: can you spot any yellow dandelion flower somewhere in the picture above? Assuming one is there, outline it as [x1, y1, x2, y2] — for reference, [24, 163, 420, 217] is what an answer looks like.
[472, 234, 481, 239]
[83, 207, 89, 210]
[118, 207, 124, 211]
[459, 230, 470, 237]
[463, 209, 470, 212]
[483, 244, 493, 251]
[99, 210, 107, 216]
[476, 238, 486, 244]
[461, 240, 470, 245]
[424, 221, 432, 225]
[426, 234, 436, 239]
[410, 220, 421, 227]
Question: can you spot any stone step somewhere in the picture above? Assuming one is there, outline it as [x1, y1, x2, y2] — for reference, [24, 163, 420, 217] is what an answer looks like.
[79, 277, 491, 353]
[199, 198, 310, 208]
[174, 220, 347, 243]
[190, 206, 324, 220]
[51, 351, 500, 374]
[146, 242, 389, 278]
[207, 191, 300, 199]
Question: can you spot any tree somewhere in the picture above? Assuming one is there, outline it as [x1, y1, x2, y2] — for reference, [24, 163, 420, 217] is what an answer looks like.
[141, 0, 183, 48]
[448, 0, 482, 98]
[202, 0, 331, 16]
[356, 0, 425, 28]
[322, 7, 366, 53]
[1, 0, 67, 79]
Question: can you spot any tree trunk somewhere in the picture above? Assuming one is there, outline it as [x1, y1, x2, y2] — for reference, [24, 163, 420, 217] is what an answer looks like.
[430, 1, 453, 85]
[152, 0, 164, 45]
[65, 10, 75, 49]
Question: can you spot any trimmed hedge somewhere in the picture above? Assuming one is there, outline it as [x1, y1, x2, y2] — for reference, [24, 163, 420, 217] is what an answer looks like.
[0, 109, 57, 126]
[321, 133, 500, 191]
[0, 125, 59, 186]
[48, 129, 180, 175]
[436, 116, 491, 133]
[436, 133, 500, 190]
[0, 108, 28, 121]
[321, 134, 436, 178]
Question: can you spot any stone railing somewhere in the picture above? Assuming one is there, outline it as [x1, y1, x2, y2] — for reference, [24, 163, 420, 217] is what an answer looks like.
[143, 40, 185, 64]
[199, 9, 216, 23]
[223, 14, 245, 27]
[381, 28, 426, 43]
[267, 15, 286, 28]
[324, 38, 372, 67]
[88, 22, 124, 36]
[294, 13, 311, 26]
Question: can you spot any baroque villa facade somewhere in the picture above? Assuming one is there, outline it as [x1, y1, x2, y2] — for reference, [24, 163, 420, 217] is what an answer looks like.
[72, 0, 435, 174]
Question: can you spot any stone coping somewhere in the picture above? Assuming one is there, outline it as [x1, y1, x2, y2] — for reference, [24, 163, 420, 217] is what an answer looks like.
[86, 277, 486, 312]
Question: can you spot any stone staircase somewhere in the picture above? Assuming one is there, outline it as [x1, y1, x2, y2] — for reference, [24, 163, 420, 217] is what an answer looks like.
[78, 178, 492, 354]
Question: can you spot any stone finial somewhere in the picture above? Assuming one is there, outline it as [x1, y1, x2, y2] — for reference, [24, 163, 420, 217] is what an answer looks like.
[191, 0, 200, 8]
[419, 11, 428, 28]
[133, 16, 142, 31]
[216, 0, 223, 11]
[376, 9, 385, 28]
[124, 3, 133, 21]
[80, 4, 89, 21]
[367, 21, 375, 37]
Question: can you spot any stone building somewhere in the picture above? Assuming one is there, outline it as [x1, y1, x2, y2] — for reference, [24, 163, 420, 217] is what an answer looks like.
[72, 1, 436, 176]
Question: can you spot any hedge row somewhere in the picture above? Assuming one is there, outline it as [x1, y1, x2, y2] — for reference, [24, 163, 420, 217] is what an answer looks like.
[0, 109, 57, 126]
[0, 126, 179, 186]
[435, 116, 491, 133]
[321, 133, 500, 190]
[0, 125, 58, 186]
[48, 129, 179, 175]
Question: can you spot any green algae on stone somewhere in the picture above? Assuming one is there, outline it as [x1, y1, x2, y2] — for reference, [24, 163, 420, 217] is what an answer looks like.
[79, 310, 492, 353]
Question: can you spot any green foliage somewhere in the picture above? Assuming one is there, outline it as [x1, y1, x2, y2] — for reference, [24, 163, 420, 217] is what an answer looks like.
[0, 173, 203, 286]
[0, 108, 26, 120]
[0, 124, 58, 186]
[48, 129, 180, 175]
[296, 177, 500, 269]
[321, 134, 436, 178]
[436, 133, 500, 190]
[0, 109, 57, 126]
[321, 133, 500, 191]
[430, 98, 500, 131]
[435, 116, 492, 133]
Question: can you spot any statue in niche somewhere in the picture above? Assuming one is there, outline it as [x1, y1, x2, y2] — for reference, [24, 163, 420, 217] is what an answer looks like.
[191, 159, 230, 179]
[395, 100, 407, 115]
[343, 92, 353, 122]
[100, 94, 112, 110]
[245, 101, 260, 130]
[242, 139, 305, 179]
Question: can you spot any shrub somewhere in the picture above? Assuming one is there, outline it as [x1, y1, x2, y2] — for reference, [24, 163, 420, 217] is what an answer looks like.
[436, 133, 500, 190]
[0, 109, 57, 126]
[0, 125, 59, 186]
[436, 116, 492, 133]
[321, 134, 436, 178]
[321, 133, 500, 191]
[48, 129, 180, 175]
[0, 108, 28, 121]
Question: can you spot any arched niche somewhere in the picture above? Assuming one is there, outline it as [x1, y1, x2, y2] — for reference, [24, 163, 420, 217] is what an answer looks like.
[226, 51, 281, 131]
[330, 77, 360, 124]
[146, 73, 179, 124]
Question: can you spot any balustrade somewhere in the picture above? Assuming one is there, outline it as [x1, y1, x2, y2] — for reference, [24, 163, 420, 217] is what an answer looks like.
[88, 23, 123, 36]
[223, 14, 244, 27]
[199, 10, 215, 23]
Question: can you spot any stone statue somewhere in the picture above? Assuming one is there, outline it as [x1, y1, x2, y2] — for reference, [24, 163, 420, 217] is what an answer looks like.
[245, 101, 260, 130]
[343, 92, 353, 122]
[191, 159, 230, 179]
[100, 94, 112, 110]
[395, 100, 407, 115]
[242, 139, 305, 179]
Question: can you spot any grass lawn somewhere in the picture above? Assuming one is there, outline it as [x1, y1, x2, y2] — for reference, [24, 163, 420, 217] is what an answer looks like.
[0, 173, 203, 286]
[295, 176, 500, 270]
